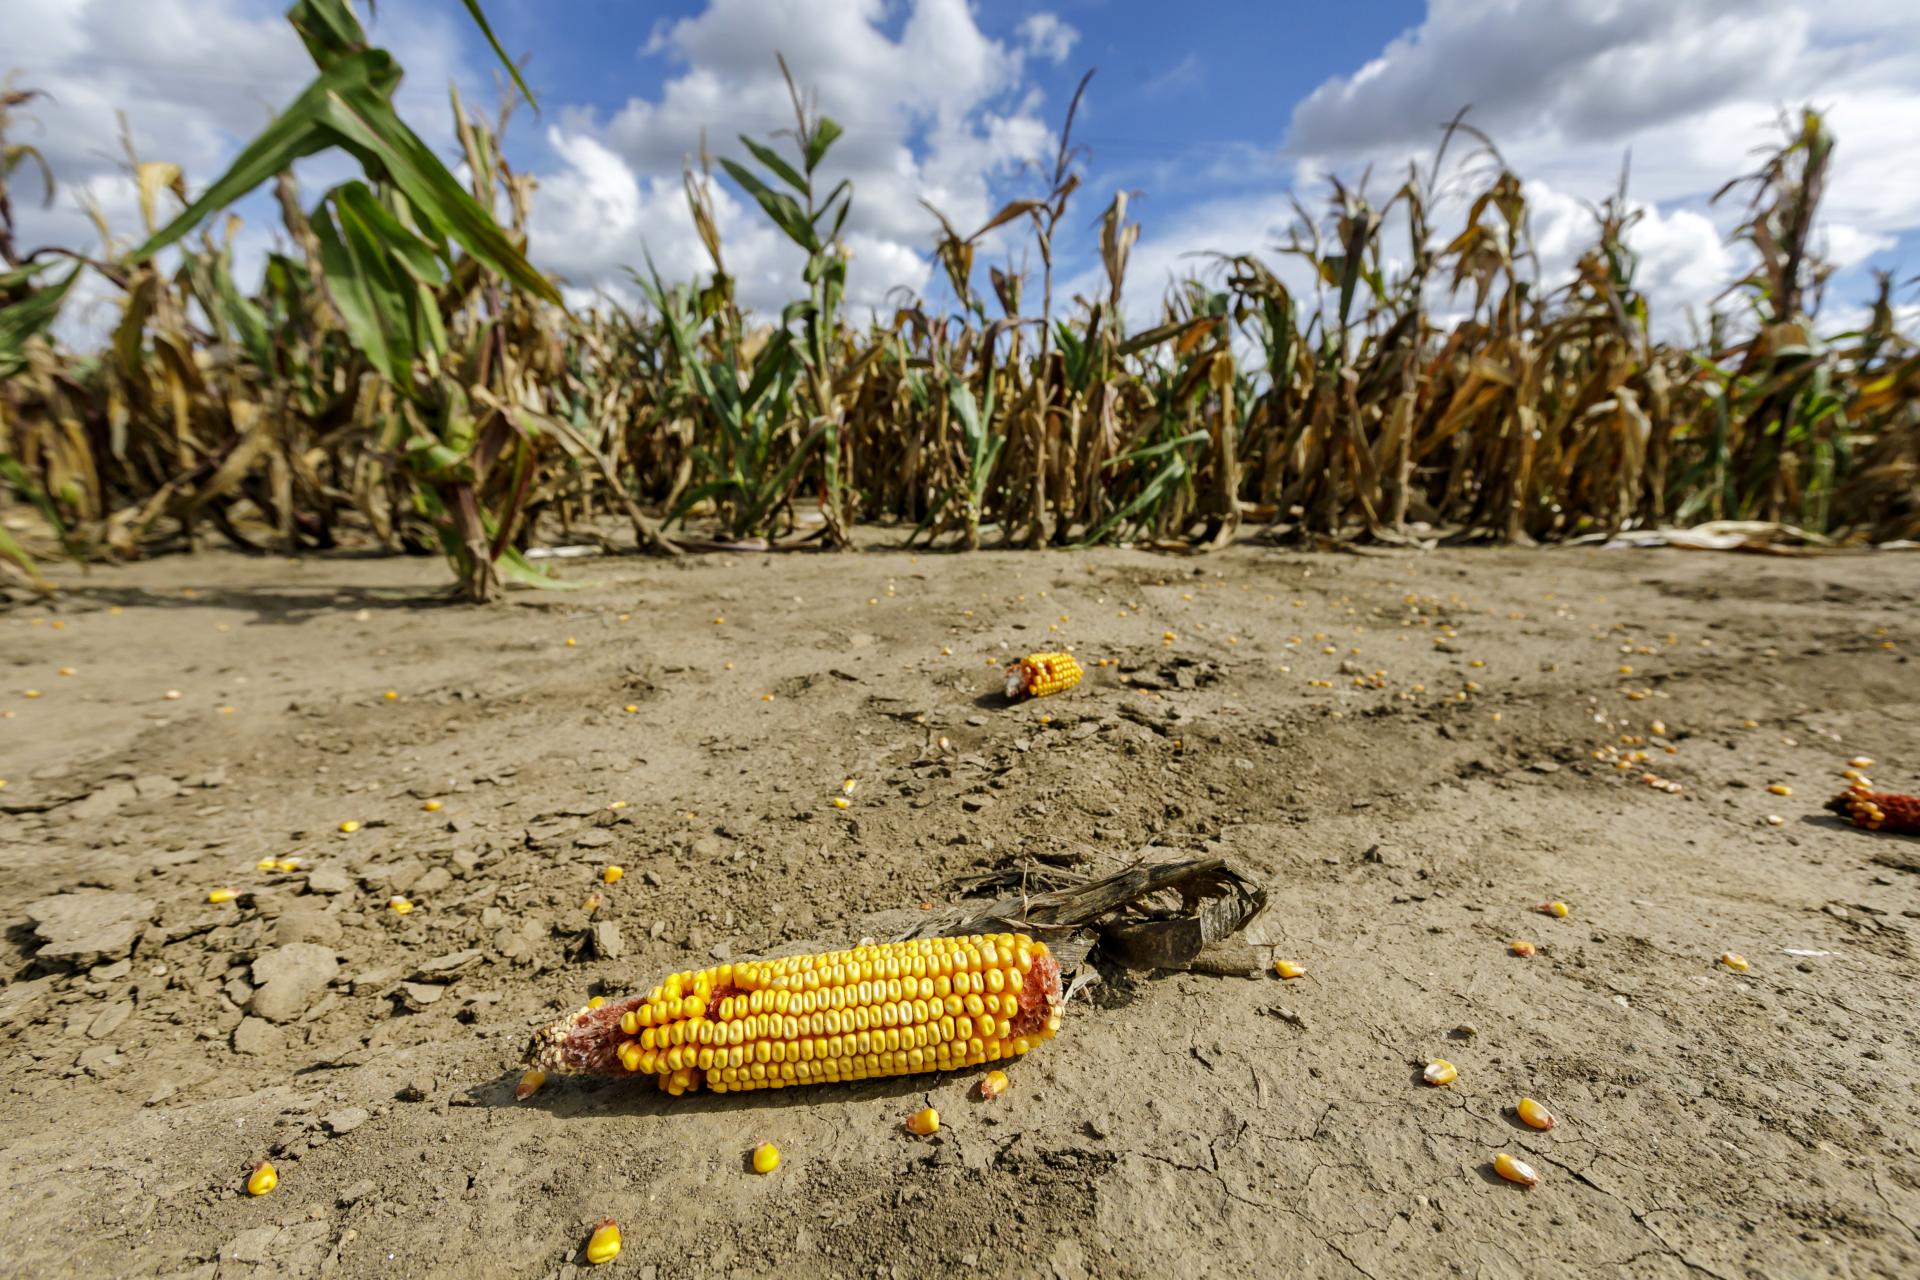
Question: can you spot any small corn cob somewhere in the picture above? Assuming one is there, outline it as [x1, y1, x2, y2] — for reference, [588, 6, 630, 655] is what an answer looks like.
[1826, 785, 1920, 835]
[1004, 652, 1083, 700]
[530, 933, 1062, 1096]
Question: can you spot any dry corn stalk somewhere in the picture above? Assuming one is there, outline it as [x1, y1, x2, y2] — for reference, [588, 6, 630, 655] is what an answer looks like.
[531, 934, 1062, 1095]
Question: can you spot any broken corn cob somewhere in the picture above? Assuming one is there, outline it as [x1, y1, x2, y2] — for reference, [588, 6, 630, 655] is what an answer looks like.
[1004, 652, 1083, 700]
[530, 933, 1063, 1096]
[1825, 785, 1920, 835]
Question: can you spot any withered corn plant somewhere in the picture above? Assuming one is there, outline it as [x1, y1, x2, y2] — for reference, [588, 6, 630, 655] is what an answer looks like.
[3, 20, 1917, 600]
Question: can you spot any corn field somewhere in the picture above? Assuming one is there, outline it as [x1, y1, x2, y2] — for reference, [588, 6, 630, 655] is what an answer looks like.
[3, 1, 1917, 601]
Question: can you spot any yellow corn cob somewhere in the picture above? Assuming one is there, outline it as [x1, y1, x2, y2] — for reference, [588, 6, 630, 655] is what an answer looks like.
[530, 933, 1063, 1096]
[1005, 652, 1083, 700]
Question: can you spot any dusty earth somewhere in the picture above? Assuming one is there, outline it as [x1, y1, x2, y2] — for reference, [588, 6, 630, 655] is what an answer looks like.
[1, 538, 1917, 1280]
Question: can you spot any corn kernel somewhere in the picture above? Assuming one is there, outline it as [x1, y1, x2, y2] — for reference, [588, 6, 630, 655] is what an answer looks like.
[587, 996, 605, 1009]
[1719, 951, 1749, 973]
[338, 820, 360, 833]
[1509, 939, 1536, 958]
[1538, 900, 1569, 919]
[1492, 1152, 1540, 1188]
[275, 858, 300, 873]
[1765, 814, 1785, 826]
[752, 1142, 780, 1174]
[584, 891, 604, 912]
[246, 1161, 277, 1196]
[585, 1219, 621, 1265]
[565, 638, 578, 648]
[602, 866, 624, 885]
[515, 1069, 545, 1100]
[209, 888, 238, 904]
[389, 896, 413, 915]
[980, 1069, 1010, 1100]
[58, 666, 75, 676]
[1516, 1097, 1555, 1130]
[383, 690, 398, 701]
[256, 858, 278, 872]
[1423, 1059, 1458, 1086]
[832, 796, 851, 809]
[1766, 783, 1791, 796]
[1849, 756, 1875, 768]
[423, 799, 442, 812]
[905, 1106, 940, 1135]
[1273, 959, 1306, 980]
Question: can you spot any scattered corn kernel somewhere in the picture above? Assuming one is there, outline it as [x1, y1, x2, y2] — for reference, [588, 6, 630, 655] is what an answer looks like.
[275, 858, 300, 873]
[832, 796, 851, 809]
[623, 704, 638, 713]
[1509, 939, 1536, 958]
[587, 996, 605, 1009]
[602, 866, 624, 885]
[515, 1069, 545, 1100]
[905, 1106, 940, 1135]
[383, 690, 398, 701]
[423, 799, 443, 812]
[209, 888, 238, 904]
[585, 1219, 621, 1266]
[338, 820, 361, 834]
[255, 858, 278, 872]
[565, 638, 578, 647]
[246, 1161, 277, 1196]
[1849, 756, 1875, 768]
[1516, 1098, 1555, 1130]
[1274, 959, 1306, 980]
[1719, 951, 1749, 972]
[389, 896, 413, 915]
[1423, 1059, 1458, 1086]
[1538, 900, 1570, 919]
[1766, 783, 1791, 796]
[1492, 1152, 1540, 1188]
[980, 1070, 1010, 1100]
[58, 666, 75, 677]
[752, 1142, 781, 1174]
[584, 891, 604, 912]
[1765, 814, 1785, 827]
[163, 689, 182, 700]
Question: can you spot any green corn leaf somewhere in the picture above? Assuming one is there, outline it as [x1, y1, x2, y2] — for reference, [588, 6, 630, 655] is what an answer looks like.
[738, 136, 810, 197]
[804, 117, 843, 171]
[0, 265, 81, 378]
[457, 0, 539, 113]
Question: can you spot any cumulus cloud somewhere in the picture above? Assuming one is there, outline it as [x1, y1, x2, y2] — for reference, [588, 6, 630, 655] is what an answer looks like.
[527, 0, 1062, 312]
[1016, 14, 1080, 66]
[1087, 0, 1920, 344]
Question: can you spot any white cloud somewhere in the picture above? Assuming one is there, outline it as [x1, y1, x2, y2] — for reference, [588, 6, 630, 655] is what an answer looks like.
[1082, 0, 1920, 344]
[527, 0, 1060, 312]
[1016, 14, 1080, 66]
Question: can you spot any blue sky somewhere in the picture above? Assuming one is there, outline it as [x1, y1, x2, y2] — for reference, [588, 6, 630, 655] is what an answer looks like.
[12, 0, 1920, 340]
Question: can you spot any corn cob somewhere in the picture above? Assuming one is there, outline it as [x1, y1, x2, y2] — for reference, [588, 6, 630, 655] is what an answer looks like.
[1825, 785, 1920, 834]
[530, 933, 1062, 1095]
[1005, 652, 1083, 700]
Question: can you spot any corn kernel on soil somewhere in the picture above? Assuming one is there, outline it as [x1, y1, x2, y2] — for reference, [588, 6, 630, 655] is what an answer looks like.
[9, 543, 1918, 1279]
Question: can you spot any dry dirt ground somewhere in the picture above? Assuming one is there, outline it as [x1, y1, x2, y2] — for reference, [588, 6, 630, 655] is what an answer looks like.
[2, 540, 1918, 1280]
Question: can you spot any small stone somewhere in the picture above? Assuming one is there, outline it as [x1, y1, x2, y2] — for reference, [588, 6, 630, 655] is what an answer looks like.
[24, 891, 156, 968]
[231, 1017, 285, 1056]
[271, 906, 342, 946]
[322, 1106, 370, 1136]
[76, 1043, 123, 1076]
[590, 921, 625, 960]
[338, 1180, 377, 1206]
[250, 943, 339, 1022]
[86, 1000, 133, 1039]
[412, 949, 482, 979]
[397, 1073, 434, 1102]
[961, 795, 993, 812]
[573, 830, 615, 848]
[413, 866, 453, 896]
[133, 774, 182, 800]
[305, 866, 351, 895]
[398, 982, 445, 1010]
